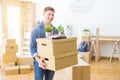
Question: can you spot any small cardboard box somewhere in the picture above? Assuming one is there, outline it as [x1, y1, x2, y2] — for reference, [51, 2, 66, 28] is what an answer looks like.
[19, 65, 31, 74]
[1, 63, 16, 70]
[78, 52, 91, 63]
[65, 58, 90, 80]
[39, 53, 78, 71]
[5, 39, 16, 45]
[81, 36, 90, 41]
[4, 66, 19, 75]
[37, 37, 77, 56]
[81, 32, 90, 41]
[17, 55, 33, 69]
[2, 53, 17, 64]
[3, 44, 18, 53]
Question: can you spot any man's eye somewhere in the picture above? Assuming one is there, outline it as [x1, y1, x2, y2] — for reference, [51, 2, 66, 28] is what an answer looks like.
[52, 14, 54, 16]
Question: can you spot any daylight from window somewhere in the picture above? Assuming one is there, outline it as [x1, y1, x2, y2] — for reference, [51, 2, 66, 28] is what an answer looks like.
[7, 6, 20, 55]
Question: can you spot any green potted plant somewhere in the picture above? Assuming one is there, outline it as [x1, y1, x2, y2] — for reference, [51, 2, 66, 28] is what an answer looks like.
[45, 25, 53, 38]
[57, 25, 64, 34]
[83, 29, 90, 32]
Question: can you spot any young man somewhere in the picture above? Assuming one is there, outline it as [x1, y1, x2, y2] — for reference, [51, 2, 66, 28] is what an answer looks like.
[30, 6, 57, 80]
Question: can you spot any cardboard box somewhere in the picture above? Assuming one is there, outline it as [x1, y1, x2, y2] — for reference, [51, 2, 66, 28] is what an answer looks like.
[81, 32, 90, 41]
[1, 53, 17, 64]
[3, 44, 18, 53]
[19, 65, 31, 74]
[40, 53, 78, 71]
[65, 58, 90, 80]
[17, 55, 33, 69]
[81, 36, 90, 41]
[37, 37, 77, 56]
[1, 63, 16, 70]
[78, 52, 91, 63]
[4, 66, 19, 75]
[5, 39, 16, 45]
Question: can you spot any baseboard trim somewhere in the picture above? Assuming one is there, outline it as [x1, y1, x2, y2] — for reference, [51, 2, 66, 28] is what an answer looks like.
[101, 56, 119, 59]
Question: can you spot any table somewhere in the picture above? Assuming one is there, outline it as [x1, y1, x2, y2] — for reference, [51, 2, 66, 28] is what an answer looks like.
[91, 36, 120, 61]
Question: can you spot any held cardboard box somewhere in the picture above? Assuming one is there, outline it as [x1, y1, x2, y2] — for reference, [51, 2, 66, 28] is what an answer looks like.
[19, 65, 31, 74]
[65, 58, 90, 80]
[1, 53, 17, 64]
[39, 53, 78, 71]
[4, 66, 19, 75]
[37, 37, 77, 56]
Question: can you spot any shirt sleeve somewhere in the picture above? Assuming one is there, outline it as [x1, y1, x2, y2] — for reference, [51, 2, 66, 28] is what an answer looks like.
[30, 29, 38, 57]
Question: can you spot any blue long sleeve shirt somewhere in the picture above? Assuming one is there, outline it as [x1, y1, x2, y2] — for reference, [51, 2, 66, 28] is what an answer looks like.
[30, 21, 57, 57]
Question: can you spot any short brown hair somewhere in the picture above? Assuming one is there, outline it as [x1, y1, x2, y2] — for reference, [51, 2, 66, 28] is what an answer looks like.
[44, 6, 55, 12]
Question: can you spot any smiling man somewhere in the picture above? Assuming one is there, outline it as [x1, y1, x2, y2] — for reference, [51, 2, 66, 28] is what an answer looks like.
[30, 6, 57, 80]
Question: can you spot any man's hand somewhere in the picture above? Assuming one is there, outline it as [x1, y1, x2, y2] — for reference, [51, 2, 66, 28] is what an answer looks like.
[35, 56, 47, 69]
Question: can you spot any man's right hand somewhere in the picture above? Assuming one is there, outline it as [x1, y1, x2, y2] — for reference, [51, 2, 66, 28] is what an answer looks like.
[35, 56, 47, 69]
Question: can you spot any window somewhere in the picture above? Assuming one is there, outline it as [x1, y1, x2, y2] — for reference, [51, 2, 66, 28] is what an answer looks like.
[7, 5, 20, 55]
[0, 5, 2, 44]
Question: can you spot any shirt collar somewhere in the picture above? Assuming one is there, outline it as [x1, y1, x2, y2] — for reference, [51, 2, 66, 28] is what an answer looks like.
[38, 21, 44, 28]
[38, 21, 53, 28]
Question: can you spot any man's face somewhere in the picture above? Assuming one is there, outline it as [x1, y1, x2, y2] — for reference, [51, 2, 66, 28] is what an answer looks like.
[43, 10, 54, 24]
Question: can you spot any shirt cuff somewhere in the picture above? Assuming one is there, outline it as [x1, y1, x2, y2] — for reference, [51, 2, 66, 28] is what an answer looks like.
[32, 53, 38, 58]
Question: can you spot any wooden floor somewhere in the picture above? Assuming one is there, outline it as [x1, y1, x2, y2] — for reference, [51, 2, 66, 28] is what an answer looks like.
[0, 58, 120, 80]
[90, 58, 120, 80]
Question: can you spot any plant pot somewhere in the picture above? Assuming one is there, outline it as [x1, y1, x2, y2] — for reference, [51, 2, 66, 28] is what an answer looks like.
[46, 32, 52, 38]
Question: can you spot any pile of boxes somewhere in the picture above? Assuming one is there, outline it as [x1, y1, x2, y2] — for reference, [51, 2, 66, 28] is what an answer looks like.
[79, 30, 92, 63]
[1, 39, 18, 75]
[1, 39, 31, 75]
[37, 37, 78, 71]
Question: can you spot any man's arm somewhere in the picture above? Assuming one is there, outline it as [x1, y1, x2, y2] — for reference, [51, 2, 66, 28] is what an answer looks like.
[30, 29, 38, 58]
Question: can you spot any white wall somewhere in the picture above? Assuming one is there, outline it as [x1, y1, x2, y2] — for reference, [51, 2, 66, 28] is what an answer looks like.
[35, 0, 120, 57]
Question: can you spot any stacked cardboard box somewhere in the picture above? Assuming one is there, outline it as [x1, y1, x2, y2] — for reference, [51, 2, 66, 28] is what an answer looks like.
[81, 31, 90, 41]
[1, 39, 18, 65]
[17, 55, 33, 69]
[2, 39, 18, 53]
[1, 39, 32, 75]
[80, 31, 92, 63]
[78, 52, 91, 63]
[37, 37, 78, 71]
[19, 65, 31, 74]
[1, 39, 18, 75]
[4, 66, 19, 75]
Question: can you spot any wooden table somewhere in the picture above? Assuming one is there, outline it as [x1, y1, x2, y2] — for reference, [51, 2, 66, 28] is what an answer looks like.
[91, 36, 120, 61]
